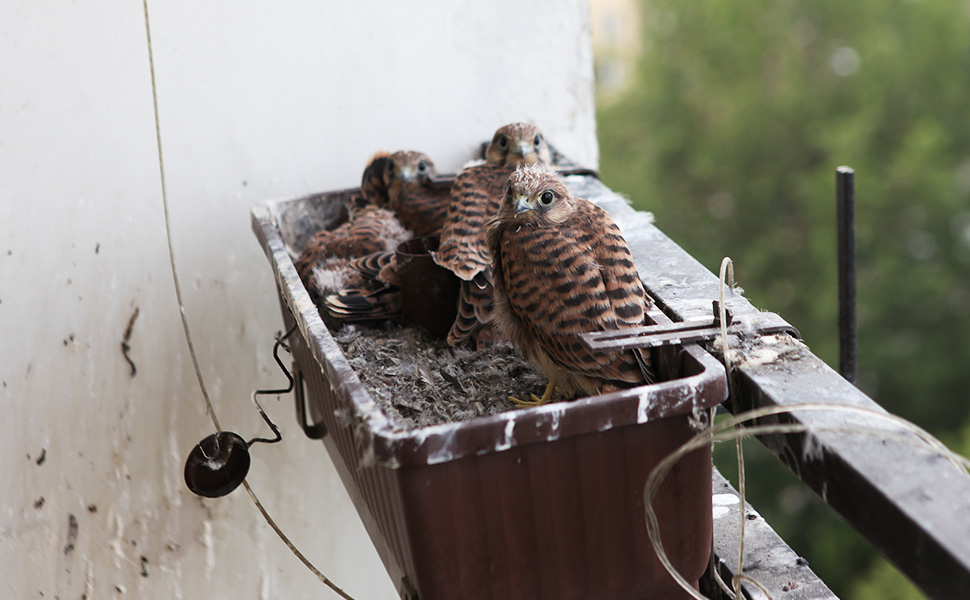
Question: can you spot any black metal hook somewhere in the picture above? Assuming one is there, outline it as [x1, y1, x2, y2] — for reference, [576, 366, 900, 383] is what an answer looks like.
[183, 325, 298, 498]
[246, 324, 297, 447]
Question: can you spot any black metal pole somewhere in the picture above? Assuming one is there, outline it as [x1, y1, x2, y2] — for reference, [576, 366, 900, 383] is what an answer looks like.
[836, 166, 857, 384]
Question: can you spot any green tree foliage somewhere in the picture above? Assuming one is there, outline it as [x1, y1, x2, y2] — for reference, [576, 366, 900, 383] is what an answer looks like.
[597, 1, 970, 597]
[850, 556, 924, 600]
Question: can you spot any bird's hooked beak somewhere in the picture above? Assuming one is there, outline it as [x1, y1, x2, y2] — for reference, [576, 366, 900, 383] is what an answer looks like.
[398, 166, 416, 182]
[514, 141, 535, 161]
[513, 194, 534, 215]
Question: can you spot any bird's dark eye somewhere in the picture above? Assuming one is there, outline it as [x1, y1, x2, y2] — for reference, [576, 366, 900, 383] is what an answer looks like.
[533, 134, 542, 147]
[497, 135, 508, 148]
[417, 161, 427, 172]
[539, 190, 554, 205]
[507, 183, 514, 198]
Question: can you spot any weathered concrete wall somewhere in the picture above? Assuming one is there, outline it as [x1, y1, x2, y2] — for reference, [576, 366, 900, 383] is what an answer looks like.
[0, 1, 596, 597]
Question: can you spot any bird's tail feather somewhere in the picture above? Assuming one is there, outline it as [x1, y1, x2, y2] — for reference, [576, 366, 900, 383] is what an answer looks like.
[446, 279, 495, 346]
[325, 286, 400, 322]
[348, 250, 396, 280]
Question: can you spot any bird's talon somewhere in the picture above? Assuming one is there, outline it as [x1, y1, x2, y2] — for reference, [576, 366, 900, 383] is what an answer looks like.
[509, 395, 540, 408]
[509, 381, 558, 408]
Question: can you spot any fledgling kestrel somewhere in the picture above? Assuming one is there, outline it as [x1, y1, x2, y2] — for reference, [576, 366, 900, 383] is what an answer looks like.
[294, 197, 412, 302]
[433, 122, 552, 347]
[486, 164, 654, 405]
[330, 150, 452, 312]
[359, 150, 451, 238]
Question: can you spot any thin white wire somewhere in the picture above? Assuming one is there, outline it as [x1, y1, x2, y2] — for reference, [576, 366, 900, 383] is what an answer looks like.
[644, 258, 970, 600]
[141, 0, 220, 433]
[717, 257, 748, 599]
[645, 403, 970, 600]
[140, 3, 354, 597]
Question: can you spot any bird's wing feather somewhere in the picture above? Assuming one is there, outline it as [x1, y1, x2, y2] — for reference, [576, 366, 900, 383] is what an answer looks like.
[347, 250, 396, 280]
[433, 165, 508, 281]
[359, 153, 391, 206]
[446, 277, 495, 346]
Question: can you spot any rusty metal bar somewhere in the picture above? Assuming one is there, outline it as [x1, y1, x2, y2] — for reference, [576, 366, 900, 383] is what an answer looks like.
[836, 166, 858, 384]
[581, 305, 798, 353]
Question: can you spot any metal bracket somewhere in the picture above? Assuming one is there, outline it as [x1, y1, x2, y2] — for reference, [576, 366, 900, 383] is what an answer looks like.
[293, 360, 328, 440]
[581, 302, 800, 353]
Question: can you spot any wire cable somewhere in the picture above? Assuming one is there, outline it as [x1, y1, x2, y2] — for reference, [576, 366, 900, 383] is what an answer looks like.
[141, 3, 354, 597]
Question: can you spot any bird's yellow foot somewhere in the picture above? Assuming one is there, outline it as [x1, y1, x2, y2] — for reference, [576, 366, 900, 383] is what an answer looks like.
[509, 381, 558, 408]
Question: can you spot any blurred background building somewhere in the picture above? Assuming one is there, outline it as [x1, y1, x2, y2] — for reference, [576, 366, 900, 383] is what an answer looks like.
[0, 2, 594, 598]
[589, 0, 642, 101]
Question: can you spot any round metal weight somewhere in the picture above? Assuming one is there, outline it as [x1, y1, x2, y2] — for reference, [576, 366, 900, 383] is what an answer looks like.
[184, 431, 251, 498]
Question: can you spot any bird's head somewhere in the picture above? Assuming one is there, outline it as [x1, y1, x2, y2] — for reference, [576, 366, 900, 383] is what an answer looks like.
[485, 123, 552, 168]
[499, 164, 572, 226]
[385, 151, 437, 187]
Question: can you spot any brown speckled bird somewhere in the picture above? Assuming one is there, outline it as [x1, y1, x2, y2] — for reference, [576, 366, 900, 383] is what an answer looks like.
[335, 150, 453, 301]
[359, 150, 451, 238]
[294, 197, 412, 303]
[433, 123, 552, 347]
[321, 151, 451, 322]
[486, 164, 654, 406]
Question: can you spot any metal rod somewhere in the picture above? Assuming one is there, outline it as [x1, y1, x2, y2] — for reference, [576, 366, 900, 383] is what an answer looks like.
[247, 325, 298, 447]
[836, 166, 858, 384]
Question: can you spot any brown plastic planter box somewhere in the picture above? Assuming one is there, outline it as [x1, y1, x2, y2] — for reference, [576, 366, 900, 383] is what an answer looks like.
[252, 178, 728, 600]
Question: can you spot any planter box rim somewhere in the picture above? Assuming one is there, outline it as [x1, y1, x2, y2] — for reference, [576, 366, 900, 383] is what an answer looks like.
[251, 178, 728, 468]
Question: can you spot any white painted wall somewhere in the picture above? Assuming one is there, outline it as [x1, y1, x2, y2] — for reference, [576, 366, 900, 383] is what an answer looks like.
[0, 1, 597, 598]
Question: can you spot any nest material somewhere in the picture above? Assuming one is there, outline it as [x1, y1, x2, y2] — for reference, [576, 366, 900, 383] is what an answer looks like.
[333, 324, 549, 429]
